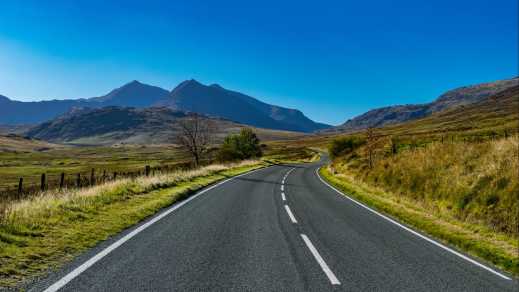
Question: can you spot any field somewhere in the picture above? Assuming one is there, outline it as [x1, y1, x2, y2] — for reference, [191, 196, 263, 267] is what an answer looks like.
[0, 143, 191, 194]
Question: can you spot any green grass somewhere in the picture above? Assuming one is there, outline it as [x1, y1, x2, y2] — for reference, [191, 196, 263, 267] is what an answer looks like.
[262, 145, 320, 164]
[319, 167, 518, 277]
[0, 145, 191, 192]
[0, 161, 266, 288]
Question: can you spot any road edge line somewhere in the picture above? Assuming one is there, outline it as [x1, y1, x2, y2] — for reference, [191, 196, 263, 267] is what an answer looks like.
[315, 166, 512, 281]
[43, 166, 271, 292]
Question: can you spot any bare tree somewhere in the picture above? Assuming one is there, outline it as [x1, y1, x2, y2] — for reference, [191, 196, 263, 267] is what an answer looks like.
[176, 114, 214, 167]
[366, 126, 379, 169]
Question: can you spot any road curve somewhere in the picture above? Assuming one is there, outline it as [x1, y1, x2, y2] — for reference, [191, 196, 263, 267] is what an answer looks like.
[30, 159, 517, 291]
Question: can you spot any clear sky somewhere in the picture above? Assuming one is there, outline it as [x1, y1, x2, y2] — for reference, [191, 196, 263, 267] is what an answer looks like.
[0, 0, 517, 125]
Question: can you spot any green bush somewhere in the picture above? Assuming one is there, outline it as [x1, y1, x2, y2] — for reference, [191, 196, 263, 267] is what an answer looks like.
[218, 128, 262, 161]
[328, 136, 364, 159]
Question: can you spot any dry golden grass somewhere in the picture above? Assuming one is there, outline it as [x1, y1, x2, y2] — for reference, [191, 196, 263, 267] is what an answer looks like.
[3, 160, 258, 226]
[321, 167, 519, 275]
[0, 159, 264, 287]
[335, 136, 518, 237]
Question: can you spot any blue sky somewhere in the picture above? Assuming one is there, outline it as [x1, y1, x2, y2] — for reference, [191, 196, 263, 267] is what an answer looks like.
[0, 0, 517, 125]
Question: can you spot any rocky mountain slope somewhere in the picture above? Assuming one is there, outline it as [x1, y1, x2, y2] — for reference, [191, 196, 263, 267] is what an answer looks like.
[157, 79, 330, 132]
[331, 77, 518, 132]
[25, 106, 305, 145]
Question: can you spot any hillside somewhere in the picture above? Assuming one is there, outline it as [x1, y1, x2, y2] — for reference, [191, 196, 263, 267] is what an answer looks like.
[25, 106, 305, 145]
[156, 79, 330, 132]
[0, 80, 329, 133]
[381, 84, 519, 137]
[332, 77, 518, 132]
[0, 134, 60, 152]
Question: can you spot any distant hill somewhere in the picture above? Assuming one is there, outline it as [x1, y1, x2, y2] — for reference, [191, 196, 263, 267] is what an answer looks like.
[157, 79, 330, 132]
[25, 106, 305, 145]
[330, 77, 519, 133]
[0, 134, 60, 152]
[377, 84, 519, 137]
[0, 80, 329, 133]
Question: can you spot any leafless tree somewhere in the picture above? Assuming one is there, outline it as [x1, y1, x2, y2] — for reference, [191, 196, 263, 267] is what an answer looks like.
[176, 114, 214, 167]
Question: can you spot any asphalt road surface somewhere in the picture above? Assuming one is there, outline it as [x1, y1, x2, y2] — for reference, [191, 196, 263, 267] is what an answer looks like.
[30, 158, 517, 291]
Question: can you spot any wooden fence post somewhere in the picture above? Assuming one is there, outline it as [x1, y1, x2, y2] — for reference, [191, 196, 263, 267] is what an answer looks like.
[40, 173, 46, 192]
[113, 171, 117, 180]
[59, 172, 65, 190]
[145, 165, 150, 177]
[90, 168, 95, 186]
[77, 173, 81, 188]
[18, 177, 23, 194]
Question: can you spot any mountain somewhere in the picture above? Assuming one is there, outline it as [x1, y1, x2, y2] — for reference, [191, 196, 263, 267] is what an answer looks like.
[155, 79, 330, 132]
[0, 94, 89, 124]
[25, 106, 305, 145]
[0, 80, 328, 133]
[379, 84, 519, 137]
[0, 81, 167, 124]
[332, 77, 519, 132]
[88, 80, 169, 107]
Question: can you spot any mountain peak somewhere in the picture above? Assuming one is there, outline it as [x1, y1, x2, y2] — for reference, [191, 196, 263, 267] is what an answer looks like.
[164, 79, 330, 132]
[122, 80, 145, 88]
[0, 95, 10, 102]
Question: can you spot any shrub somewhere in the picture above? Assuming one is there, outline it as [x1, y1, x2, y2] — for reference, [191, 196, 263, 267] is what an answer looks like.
[328, 136, 364, 159]
[217, 128, 262, 162]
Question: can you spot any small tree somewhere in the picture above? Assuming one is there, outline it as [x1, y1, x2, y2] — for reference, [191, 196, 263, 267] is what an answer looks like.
[328, 136, 364, 159]
[176, 114, 214, 167]
[218, 128, 262, 161]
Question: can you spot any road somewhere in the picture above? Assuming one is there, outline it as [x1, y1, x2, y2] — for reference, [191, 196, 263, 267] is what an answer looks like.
[31, 158, 517, 291]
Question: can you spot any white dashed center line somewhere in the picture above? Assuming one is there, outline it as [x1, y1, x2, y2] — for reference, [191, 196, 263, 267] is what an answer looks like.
[281, 192, 286, 201]
[284, 204, 298, 223]
[301, 234, 341, 285]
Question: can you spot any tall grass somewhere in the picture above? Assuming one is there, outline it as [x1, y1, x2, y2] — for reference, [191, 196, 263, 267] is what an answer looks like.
[0, 159, 263, 287]
[1, 160, 257, 227]
[336, 136, 518, 237]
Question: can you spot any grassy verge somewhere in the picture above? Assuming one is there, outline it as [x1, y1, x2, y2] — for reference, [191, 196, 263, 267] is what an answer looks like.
[0, 160, 266, 288]
[320, 166, 518, 277]
[263, 146, 320, 164]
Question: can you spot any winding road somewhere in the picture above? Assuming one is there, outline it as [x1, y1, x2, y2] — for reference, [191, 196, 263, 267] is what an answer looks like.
[30, 158, 517, 291]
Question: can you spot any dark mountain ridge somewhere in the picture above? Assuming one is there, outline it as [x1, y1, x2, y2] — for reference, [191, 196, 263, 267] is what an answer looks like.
[158, 79, 329, 132]
[0, 80, 329, 133]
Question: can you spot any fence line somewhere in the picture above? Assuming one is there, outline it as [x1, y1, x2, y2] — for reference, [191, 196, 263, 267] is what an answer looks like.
[1, 161, 194, 201]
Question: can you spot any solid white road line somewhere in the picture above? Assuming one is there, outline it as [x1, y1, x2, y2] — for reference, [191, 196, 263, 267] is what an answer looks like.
[42, 167, 269, 292]
[281, 192, 286, 201]
[315, 167, 512, 281]
[300, 234, 341, 285]
[284, 204, 298, 223]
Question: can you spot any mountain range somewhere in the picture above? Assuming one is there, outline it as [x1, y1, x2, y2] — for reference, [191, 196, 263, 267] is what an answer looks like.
[329, 77, 518, 132]
[1, 77, 517, 145]
[25, 106, 305, 145]
[0, 80, 329, 133]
